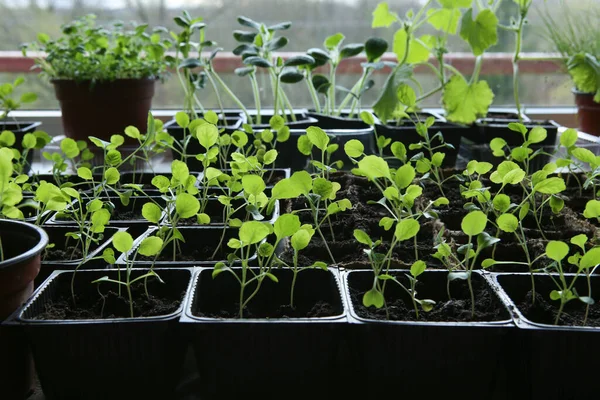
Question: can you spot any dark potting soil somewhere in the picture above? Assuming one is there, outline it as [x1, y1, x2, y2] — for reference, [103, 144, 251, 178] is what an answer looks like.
[196, 300, 337, 319]
[518, 290, 600, 327]
[33, 279, 182, 320]
[43, 246, 84, 262]
[139, 245, 226, 262]
[110, 209, 144, 221]
[351, 277, 507, 322]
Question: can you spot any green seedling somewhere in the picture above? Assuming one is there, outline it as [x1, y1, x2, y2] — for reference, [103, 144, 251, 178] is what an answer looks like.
[434, 210, 499, 318]
[541, 240, 600, 325]
[271, 170, 352, 265]
[93, 231, 164, 318]
[233, 16, 313, 124]
[297, 126, 343, 178]
[213, 220, 276, 318]
[357, 220, 433, 320]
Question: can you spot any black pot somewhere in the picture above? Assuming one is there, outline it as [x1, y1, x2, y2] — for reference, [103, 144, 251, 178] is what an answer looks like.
[491, 272, 600, 400]
[0, 121, 41, 175]
[5, 268, 193, 400]
[275, 126, 375, 172]
[180, 267, 347, 399]
[118, 226, 251, 266]
[375, 121, 465, 168]
[342, 269, 515, 399]
[0, 219, 48, 399]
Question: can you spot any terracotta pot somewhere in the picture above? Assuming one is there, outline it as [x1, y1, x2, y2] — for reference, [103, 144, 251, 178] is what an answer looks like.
[52, 79, 156, 144]
[0, 220, 49, 398]
[574, 90, 600, 136]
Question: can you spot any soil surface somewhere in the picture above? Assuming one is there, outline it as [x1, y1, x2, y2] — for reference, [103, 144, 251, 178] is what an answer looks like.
[33, 279, 182, 320]
[110, 209, 144, 221]
[43, 246, 84, 262]
[196, 300, 336, 319]
[351, 276, 508, 322]
[518, 290, 600, 327]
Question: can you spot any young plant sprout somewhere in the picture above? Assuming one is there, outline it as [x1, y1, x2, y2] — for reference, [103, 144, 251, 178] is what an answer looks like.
[233, 16, 314, 124]
[301, 33, 365, 115]
[356, 221, 434, 320]
[541, 240, 600, 325]
[93, 231, 164, 318]
[434, 210, 498, 318]
[297, 126, 343, 179]
[271, 170, 352, 265]
[556, 128, 600, 199]
[212, 220, 276, 318]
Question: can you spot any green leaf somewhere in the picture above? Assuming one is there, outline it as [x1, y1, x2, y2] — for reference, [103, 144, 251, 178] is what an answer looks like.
[528, 127, 547, 144]
[459, 8, 498, 56]
[363, 288, 384, 308]
[324, 33, 345, 50]
[60, 138, 80, 159]
[437, 0, 472, 7]
[291, 229, 312, 251]
[395, 218, 420, 241]
[519, 202, 530, 221]
[242, 174, 265, 196]
[198, 213, 211, 224]
[461, 210, 487, 236]
[579, 247, 600, 271]
[175, 111, 190, 128]
[306, 126, 329, 151]
[357, 155, 390, 180]
[239, 221, 270, 245]
[344, 139, 364, 158]
[365, 38, 388, 62]
[431, 152, 445, 167]
[373, 64, 413, 123]
[427, 8, 461, 34]
[176, 193, 200, 219]
[104, 167, 120, 185]
[410, 260, 426, 277]
[113, 231, 134, 253]
[560, 128, 578, 147]
[584, 200, 600, 219]
[572, 147, 596, 165]
[379, 217, 395, 231]
[313, 177, 333, 199]
[497, 213, 518, 233]
[102, 248, 116, 264]
[138, 236, 163, 257]
[393, 30, 430, 64]
[442, 75, 494, 124]
[546, 241, 569, 262]
[549, 195, 564, 214]
[354, 229, 373, 246]
[391, 142, 407, 160]
[197, 123, 219, 149]
[571, 234, 588, 251]
[394, 164, 416, 189]
[20, 92, 37, 104]
[482, 258, 496, 269]
[534, 177, 565, 195]
[77, 167, 93, 180]
[204, 111, 219, 125]
[274, 213, 301, 239]
[372, 2, 398, 28]
[549, 290, 561, 301]
[0, 130, 15, 146]
[397, 83, 416, 107]
[152, 175, 170, 192]
[172, 160, 190, 184]
[22, 133, 36, 149]
[142, 202, 162, 224]
[124, 126, 141, 139]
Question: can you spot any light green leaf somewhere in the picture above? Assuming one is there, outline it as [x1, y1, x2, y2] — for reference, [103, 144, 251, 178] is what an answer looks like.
[113, 231, 134, 253]
[459, 8, 498, 56]
[197, 123, 219, 149]
[291, 229, 313, 251]
[175, 111, 190, 128]
[534, 177, 566, 195]
[306, 126, 329, 151]
[442, 75, 494, 124]
[104, 167, 120, 185]
[497, 213, 518, 233]
[546, 241, 569, 262]
[363, 288, 384, 308]
[584, 199, 600, 219]
[274, 213, 301, 239]
[427, 8, 461, 34]
[138, 236, 164, 257]
[77, 167, 93, 180]
[372, 2, 398, 28]
[560, 129, 578, 148]
[393, 30, 430, 64]
[142, 202, 162, 224]
[344, 139, 364, 158]
[354, 229, 373, 246]
[357, 155, 390, 180]
[242, 174, 266, 196]
[461, 210, 487, 236]
[410, 260, 426, 277]
[239, 221, 270, 245]
[394, 164, 416, 189]
[176, 193, 200, 219]
[579, 247, 600, 271]
[528, 127, 547, 144]
[571, 234, 588, 251]
[395, 218, 420, 241]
